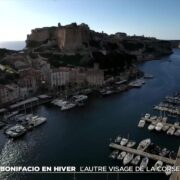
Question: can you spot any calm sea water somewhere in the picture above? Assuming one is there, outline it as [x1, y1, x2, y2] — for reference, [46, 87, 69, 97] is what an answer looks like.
[0, 42, 180, 180]
[0, 41, 25, 50]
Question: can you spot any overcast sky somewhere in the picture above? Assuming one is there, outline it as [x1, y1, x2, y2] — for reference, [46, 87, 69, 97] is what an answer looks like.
[0, 0, 180, 41]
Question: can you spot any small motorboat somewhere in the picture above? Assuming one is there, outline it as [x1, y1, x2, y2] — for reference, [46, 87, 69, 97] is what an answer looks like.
[109, 150, 119, 159]
[131, 155, 141, 165]
[123, 153, 134, 165]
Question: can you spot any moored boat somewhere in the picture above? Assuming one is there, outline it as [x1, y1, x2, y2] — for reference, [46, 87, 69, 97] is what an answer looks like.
[117, 151, 126, 160]
[114, 135, 121, 143]
[154, 160, 163, 171]
[120, 138, 128, 146]
[162, 124, 169, 131]
[148, 124, 155, 131]
[61, 102, 76, 111]
[123, 153, 134, 165]
[167, 126, 176, 135]
[109, 150, 119, 159]
[155, 122, 163, 131]
[174, 129, 180, 136]
[138, 119, 145, 128]
[131, 155, 141, 165]
[137, 138, 151, 151]
[5, 124, 26, 138]
[127, 140, 136, 148]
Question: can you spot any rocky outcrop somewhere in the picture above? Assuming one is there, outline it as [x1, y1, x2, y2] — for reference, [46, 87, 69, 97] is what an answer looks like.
[26, 23, 90, 52]
[25, 22, 173, 72]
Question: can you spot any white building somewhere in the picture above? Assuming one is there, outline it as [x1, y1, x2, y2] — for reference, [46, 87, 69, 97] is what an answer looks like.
[49, 67, 70, 89]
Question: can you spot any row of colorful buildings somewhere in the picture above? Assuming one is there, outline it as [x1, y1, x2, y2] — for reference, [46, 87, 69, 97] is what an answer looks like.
[0, 56, 104, 105]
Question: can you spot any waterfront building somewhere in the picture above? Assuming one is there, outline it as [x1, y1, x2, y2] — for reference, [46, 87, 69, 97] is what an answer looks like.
[49, 67, 70, 89]
[0, 84, 20, 105]
[86, 63, 104, 86]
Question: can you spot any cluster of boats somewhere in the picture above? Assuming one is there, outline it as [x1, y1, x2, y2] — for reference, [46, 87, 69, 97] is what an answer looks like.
[99, 84, 128, 96]
[51, 94, 88, 111]
[154, 104, 180, 116]
[165, 95, 180, 105]
[4, 114, 47, 138]
[128, 78, 145, 88]
[110, 137, 173, 176]
[138, 113, 180, 136]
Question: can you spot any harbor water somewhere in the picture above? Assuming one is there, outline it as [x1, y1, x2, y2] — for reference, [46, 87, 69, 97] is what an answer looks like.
[0, 48, 180, 180]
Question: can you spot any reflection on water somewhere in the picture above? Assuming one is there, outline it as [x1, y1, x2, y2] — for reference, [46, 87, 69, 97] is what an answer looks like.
[0, 49, 180, 180]
[0, 129, 46, 180]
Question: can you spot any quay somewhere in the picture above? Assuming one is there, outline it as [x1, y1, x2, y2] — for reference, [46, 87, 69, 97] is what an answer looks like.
[0, 95, 53, 115]
[109, 143, 175, 165]
[154, 105, 180, 116]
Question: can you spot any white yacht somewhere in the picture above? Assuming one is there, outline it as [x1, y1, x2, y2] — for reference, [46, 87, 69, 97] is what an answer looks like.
[154, 160, 163, 171]
[138, 119, 145, 128]
[123, 153, 134, 165]
[131, 155, 141, 165]
[140, 157, 149, 170]
[155, 122, 163, 131]
[174, 129, 180, 136]
[137, 138, 151, 151]
[52, 99, 67, 107]
[73, 95, 88, 103]
[129, 79, 145, 88]
[56, 100, 68, 107]
[5, 124, 26, 138]
[27, 116, 47, 128]
[120, 138, 128, 146]
[61, 102, 76, 111]
[117, 152, 126, 160]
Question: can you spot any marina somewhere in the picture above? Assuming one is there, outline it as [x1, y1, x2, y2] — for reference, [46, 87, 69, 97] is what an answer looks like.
[138, 114, 180, 136]
[0, 49, 180, 180]
[109, 143, 176, 165]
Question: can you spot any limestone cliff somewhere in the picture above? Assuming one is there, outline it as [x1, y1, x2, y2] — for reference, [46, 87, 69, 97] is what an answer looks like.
[25, 22, 173, 71]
